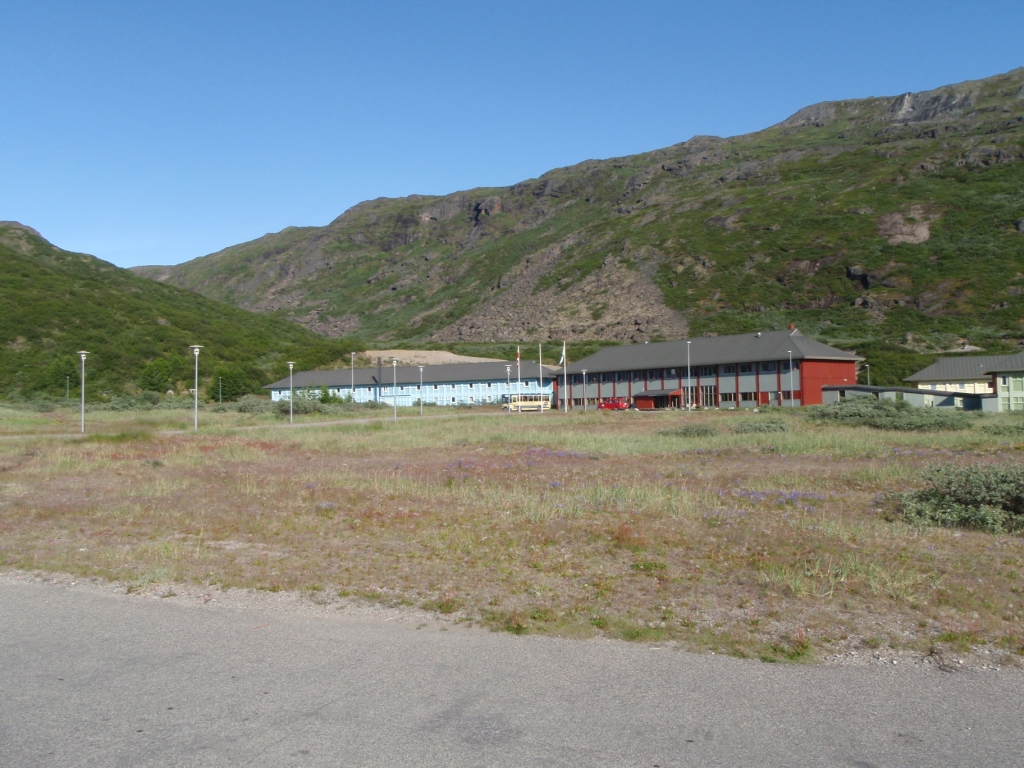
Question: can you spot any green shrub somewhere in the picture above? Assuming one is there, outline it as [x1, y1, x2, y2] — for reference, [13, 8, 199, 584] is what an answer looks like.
[805, 398, 973, 432]
[236, 394, 274, 414]
[900, 463, 1024, 533]
[733, 421, 788, 434]
[982, 423, 1024, 437]
[660, 423, 718, 437]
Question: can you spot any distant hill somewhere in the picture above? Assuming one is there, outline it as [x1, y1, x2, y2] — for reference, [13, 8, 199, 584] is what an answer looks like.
[134, 68, 1024, 384]
[0, 222, 361, 397]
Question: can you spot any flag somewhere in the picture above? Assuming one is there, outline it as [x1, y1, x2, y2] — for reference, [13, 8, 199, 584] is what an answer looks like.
[558, 341, 566, 366]
[516, 346, 520, 369]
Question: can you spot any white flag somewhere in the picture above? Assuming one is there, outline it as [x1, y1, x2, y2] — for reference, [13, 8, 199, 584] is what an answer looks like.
[558, 341, 566, 365]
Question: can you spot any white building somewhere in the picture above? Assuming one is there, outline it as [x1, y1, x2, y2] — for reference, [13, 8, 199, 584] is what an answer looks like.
[264, 360, 560, 407]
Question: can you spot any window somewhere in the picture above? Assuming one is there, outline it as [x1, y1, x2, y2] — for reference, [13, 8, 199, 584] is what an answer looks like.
[699, 365, 713, 377]
[761, 362, 776, 373]
[1001, 376, 1009, 387]
[632, 370, 644, 382]
[647, 369, 663, 380]
[571, 374, 583, 385]
[739, 363, 753, 373]
[586, 373, 598, 384]
[720, 392, 736, 402]
[433, 384, 439, 390]
[721, 364, 736, 375]
[665, 368, 679, 378]
[469, 383, 474, 389]
[416, 384, 421, 390]
[487, 382, 492, 388]
[958, 382, 966, 391]
[469, 397, 474, 403]
[740, 392, 756, 401]
[616, 371, 629, 383]
[451, 397, 456, 403]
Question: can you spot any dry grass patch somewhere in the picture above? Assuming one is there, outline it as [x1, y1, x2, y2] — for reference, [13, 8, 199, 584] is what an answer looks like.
[1, 408, 1023, 663]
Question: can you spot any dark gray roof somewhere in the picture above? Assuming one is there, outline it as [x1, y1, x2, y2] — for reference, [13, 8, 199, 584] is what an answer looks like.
[903, 355, 1015, 382]
[264, 360, 560, 390]
[823, 384, 995, 398]
[985, 351, 1024, 374]
[565, 329, 860, 375]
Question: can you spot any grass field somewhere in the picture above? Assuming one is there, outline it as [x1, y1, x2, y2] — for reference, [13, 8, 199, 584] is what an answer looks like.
[2, 404, 1023, 664]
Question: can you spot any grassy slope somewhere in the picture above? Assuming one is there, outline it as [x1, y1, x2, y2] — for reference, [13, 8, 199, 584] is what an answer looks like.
[137, 68, 1024, 384]
[0, 223, 362, 397]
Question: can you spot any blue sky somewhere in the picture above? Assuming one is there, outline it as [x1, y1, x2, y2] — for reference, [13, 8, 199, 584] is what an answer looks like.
[1, 1, 1020, 268]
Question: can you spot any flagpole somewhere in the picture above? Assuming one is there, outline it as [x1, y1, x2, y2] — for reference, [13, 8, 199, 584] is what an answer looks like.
[562, 341, 568, 413]
[517, 346, 522, 415]
[538, 342, 543, 413]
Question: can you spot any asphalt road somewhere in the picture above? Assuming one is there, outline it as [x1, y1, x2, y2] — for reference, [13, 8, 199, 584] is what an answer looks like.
[2, 577, 1023, 767]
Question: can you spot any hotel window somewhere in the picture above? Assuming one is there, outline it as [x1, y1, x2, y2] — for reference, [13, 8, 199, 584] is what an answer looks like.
[761, 362, 776, 373]
[739, 363, 753, 373]
[720, 364, 736, 374]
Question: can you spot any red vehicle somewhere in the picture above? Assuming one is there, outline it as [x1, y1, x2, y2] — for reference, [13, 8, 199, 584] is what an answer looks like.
[597, 397, 630, 411]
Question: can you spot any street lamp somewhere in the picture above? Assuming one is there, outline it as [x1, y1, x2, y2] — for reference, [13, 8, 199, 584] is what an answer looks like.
[582, 369, 588, 411]
[686, 341, 691, 412]
[392, 358, 397, 423]
[418, 365, 424, 416]
[189, 346, 203, 431]
[77, 351, 88, 433]
[788, 350, 793, 407]
[287, 361, 295, 424]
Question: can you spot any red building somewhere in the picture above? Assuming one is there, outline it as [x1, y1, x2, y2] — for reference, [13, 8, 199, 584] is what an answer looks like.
[557, 328, 860, 409]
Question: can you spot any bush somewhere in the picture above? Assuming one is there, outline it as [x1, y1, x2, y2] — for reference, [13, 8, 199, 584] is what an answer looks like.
[235, 395, 274, 414]
[982, 423, 1024, 437]
[900, 463, 1024, 533]
[805, 398, 973, 432]
[733, 420, 788, 434]
[660, 423, 718, 437]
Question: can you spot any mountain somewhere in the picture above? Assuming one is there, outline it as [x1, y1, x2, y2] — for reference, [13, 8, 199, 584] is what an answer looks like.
[0, 222, 361, 397]
[133, 68, 1024, 383]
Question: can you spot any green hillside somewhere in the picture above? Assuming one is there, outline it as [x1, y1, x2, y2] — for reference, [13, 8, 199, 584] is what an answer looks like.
[0, 223, 362, 398]
[135, 68, 1024, 384]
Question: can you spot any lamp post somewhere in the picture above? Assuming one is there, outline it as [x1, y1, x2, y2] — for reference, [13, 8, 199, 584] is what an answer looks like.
[418, 365, 424, 416]
[77, 351, 88, 433]
[686, 341, 691, 412]
[788, 350, 793, 407]
[350, 352, 356, 400]
[287, 361, 295, 424]
[189, 346, 203, 431]
[392, 358, 397, 423]
[505, 365, 511, 414]
[582, 369, 588, 411]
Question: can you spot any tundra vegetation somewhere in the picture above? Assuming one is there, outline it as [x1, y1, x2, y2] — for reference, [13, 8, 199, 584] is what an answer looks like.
[1, 403, 1023, 664]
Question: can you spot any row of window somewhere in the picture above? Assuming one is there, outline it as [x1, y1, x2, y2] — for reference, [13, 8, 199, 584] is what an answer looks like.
[322, 381, 540, 394]
[570, 361, 799, 385]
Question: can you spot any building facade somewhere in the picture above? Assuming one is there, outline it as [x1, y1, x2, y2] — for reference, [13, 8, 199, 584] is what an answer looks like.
[987, 352, 1024, 412]
[559, 329, 860, 409]
[264, 360, 559, 408]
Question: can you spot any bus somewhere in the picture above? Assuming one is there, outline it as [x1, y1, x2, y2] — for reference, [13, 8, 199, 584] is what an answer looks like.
[501, 394, 552, 412]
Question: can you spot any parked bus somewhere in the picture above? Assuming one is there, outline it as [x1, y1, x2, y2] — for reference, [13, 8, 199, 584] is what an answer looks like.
[501, 394, 551, 412]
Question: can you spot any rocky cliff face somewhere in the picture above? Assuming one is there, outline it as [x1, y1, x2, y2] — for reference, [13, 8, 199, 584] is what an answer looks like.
[132, 67, 1024, 355]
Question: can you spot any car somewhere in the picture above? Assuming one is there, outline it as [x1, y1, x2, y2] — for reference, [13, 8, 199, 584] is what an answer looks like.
[597, 397, 630, 411]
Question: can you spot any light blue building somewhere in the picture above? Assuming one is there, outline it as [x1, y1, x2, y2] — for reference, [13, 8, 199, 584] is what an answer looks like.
[264, 360, 560, 407]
